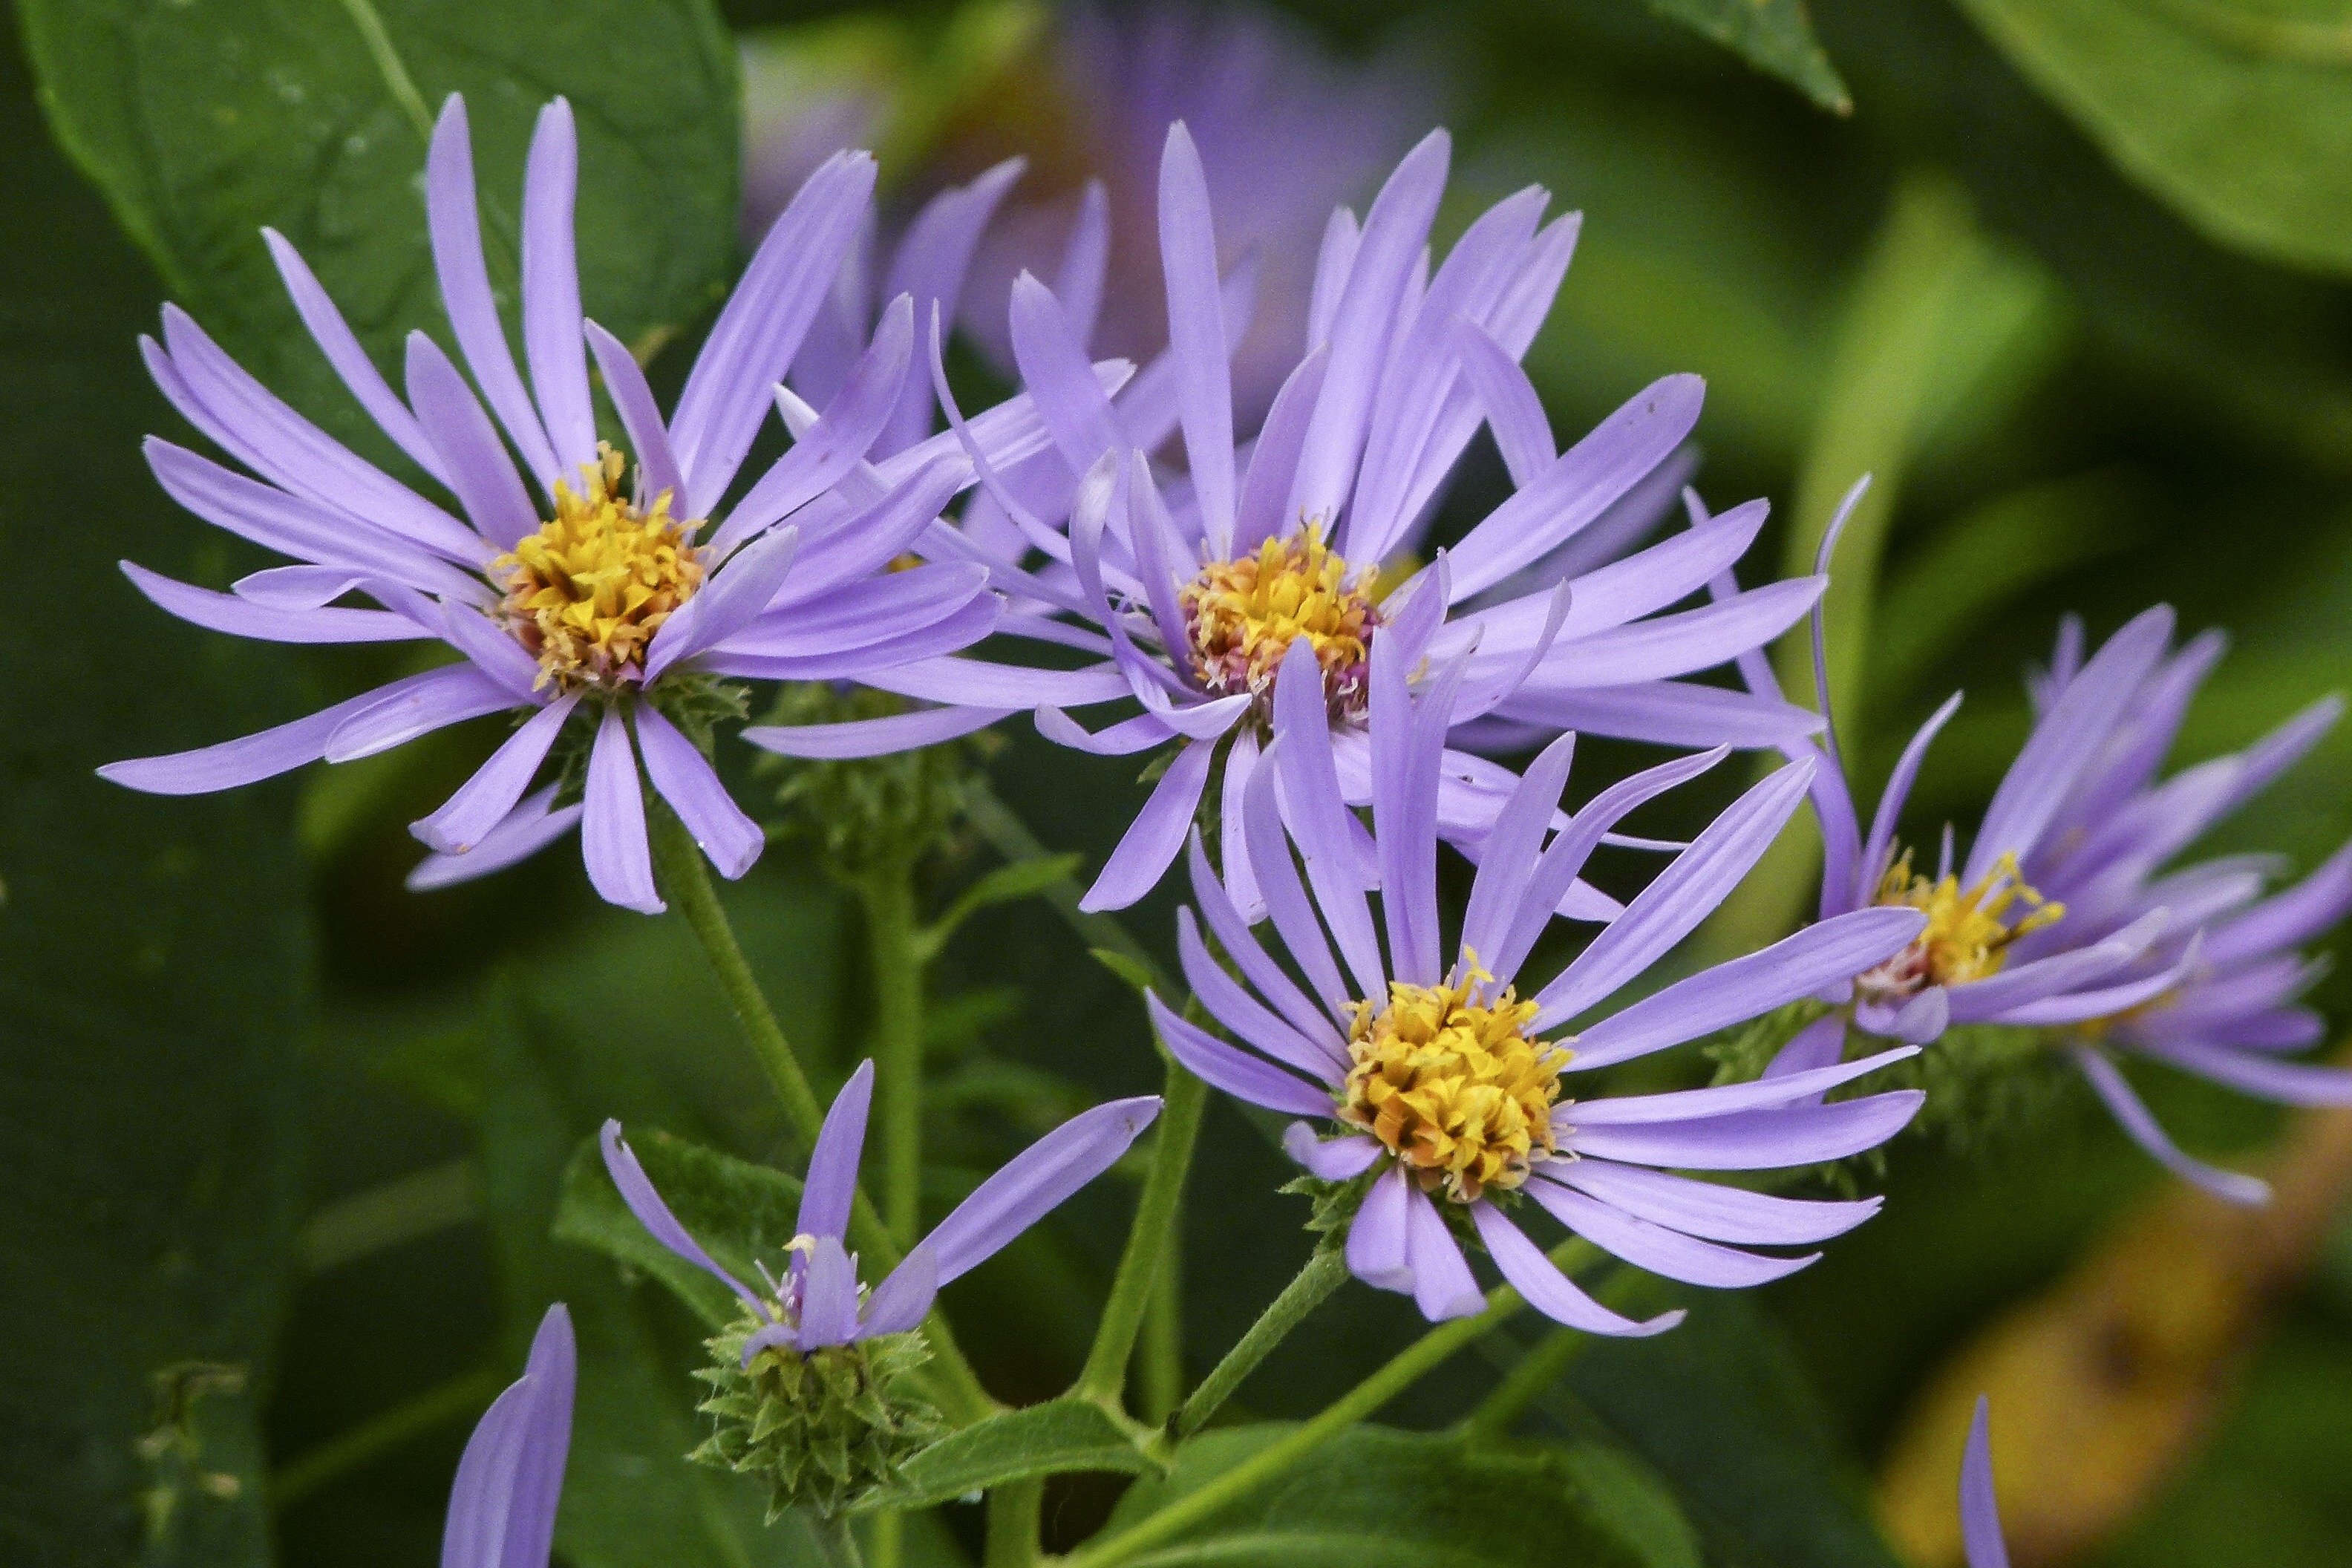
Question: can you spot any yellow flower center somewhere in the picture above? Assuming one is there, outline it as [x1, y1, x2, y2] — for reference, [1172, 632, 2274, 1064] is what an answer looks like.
[1859, 849, 2065, 999]
[1179, 526, 1379, 716]
[493, 444, 705, 689]
[1339, 963, 1569, 1203]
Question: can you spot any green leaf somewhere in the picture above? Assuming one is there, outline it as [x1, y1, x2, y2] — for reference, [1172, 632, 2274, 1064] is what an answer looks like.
[1639, 0, 1852, 113]
[863, 1396, 1159, 1511]
[18, 0, 739, 447]
[1102, 1425, 1679, 1567]
[1563, 1292, 1906, 1568]
[1952, 0, 2352, 276]
[0, 29, 312, 1567]
[924, 853, 1085, 952]
[554, 1127, 804, 1330]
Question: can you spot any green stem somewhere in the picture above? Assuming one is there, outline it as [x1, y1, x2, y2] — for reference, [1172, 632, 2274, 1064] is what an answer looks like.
[1076, 1062, 1208, 1406]
[652, 806, 829, 1143]
[813, 1514, 866, 1568]
[650, 808, 997, 1426]
[964, 780, 1175, 996]
[1460, 1325, 1596, 1443]
[1138, 1238, 1184, 1425]
[860, 863, 926, 1247]
[1065, 1242, 1597, 1568]
[271, 1365, 505, 1509]
[863, 1509, 901, 1568]
[984, 1477, 1042, 1568]
[1173, 1249, 1348, 1438]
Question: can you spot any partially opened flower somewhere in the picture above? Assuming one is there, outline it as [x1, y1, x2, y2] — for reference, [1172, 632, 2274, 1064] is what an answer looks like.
[1147, 638, 1925, 1332]
[767, 122, 1824, 911]
[1790, 603, 2352, 1201]
[99, 94, 1016, 911]
[601, 1062, 1156, 1509]
[442, 1304, 574, 1568]
[1961, 1396, 2010, 1568]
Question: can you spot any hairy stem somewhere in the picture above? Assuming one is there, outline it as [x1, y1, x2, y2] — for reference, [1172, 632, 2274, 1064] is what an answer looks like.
[863, 1509, 901, 1568]
[1138, 1239, 1185, 1425]
[1461, 1324, 1596, 1442]
[650, 808, 996, 1425]
[1077, 1062, 1208, 1406]
[860, 863, 926, 1246]
[1067, 1241, 1598, 1568]
[652, 806, 829, 1143]
[984, 1477, 1042, 1568]
[1173, 1248, 1348, 1438]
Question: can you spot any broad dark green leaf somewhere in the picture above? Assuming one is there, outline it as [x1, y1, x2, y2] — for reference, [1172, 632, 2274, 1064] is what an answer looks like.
[1564, 1291, 1904, 1568]
[19, 0, 739, 445]
[0, 22, 311, 1566]
[1953, 0, 2352, 276]
[864, 1397, 1159, 1511]
[554, 1127, 804, 1330]
[1102, 1424, 1679, 1567]
[1639, 0, 1852, 112]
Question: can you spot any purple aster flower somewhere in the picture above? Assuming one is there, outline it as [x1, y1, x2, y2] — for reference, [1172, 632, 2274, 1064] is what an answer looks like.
[1961, 1396, 2010, 1568]
[1146, 636, 1925, 1332]
[758, 122, 1824, 911]
[98, 95, 1044, 912]
[442, 1303, 574, 1568]
[601, 1060, 1159, 1353]
[1780, 596, 2352, 1203]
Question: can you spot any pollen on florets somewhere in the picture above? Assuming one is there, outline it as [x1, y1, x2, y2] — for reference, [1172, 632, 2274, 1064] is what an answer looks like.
[689, 1306, 942, 1521]
[1339, 959, 1569, 1203]
[1858, 848, 2064, 1002]
[1180, 526, 1380, 719]
[493, 443, 705, 690]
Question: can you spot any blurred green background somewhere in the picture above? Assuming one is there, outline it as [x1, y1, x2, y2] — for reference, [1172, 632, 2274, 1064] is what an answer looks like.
[7, 1, 2352, 1565]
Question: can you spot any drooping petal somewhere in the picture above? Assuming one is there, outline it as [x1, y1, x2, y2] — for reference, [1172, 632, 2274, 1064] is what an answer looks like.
[582, 705, 663, 915]
[1404, 1185, 1486, 1320]
[414, 693, 581, 855]
[742, 702, 1012, 760]
[120, 561, 425, 644]
[1471, 1200, 1682, 1337]
[1079, 737, 1216, 912]
[1347, 1165, 1414, 1291]
[2070, 1045, 2270, 1204]
[634, 706, 762, 881]
[1565, 1093, 1924, 1171]
[408, 786, 583, 892]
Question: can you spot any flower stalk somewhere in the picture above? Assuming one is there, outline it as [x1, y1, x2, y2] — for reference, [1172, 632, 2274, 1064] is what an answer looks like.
[859, 860, 927, 1247]
[1077, 1062, 1208, 1407]
[1066, 1241, 1598, 1568]
[1173, 1248, 1349, 1438]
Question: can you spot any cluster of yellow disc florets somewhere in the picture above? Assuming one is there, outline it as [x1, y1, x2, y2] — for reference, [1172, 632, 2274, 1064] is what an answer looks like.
[1339, 961, 1569, 1203]
[1858, 849, 2065, 1000]
[1180, 526, 1380, 717]
[493, 444, 705, 690]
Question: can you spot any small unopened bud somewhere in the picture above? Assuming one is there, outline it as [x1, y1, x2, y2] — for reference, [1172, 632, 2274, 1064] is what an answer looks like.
[690, 1307, 943, 1520]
